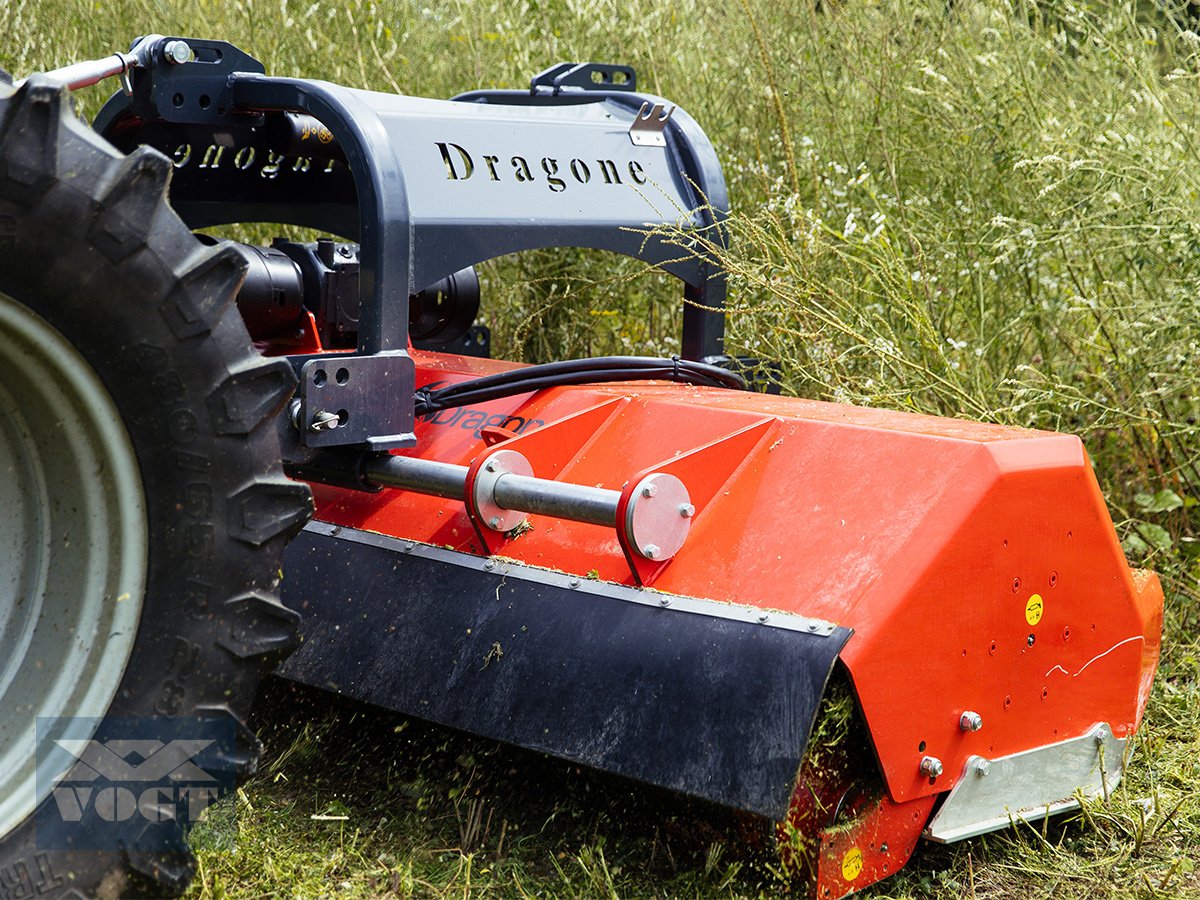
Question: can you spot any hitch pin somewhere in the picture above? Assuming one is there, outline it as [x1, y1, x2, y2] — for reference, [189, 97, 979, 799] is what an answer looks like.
[17, 35, 184, 95]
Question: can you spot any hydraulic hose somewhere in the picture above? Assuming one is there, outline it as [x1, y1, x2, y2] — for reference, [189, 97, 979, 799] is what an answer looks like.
[413, 355, 744, 416]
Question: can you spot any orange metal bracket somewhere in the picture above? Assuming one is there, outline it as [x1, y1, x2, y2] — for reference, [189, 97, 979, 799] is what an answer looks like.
[616, 417, 777, 585]
[462, 398, 629, 556]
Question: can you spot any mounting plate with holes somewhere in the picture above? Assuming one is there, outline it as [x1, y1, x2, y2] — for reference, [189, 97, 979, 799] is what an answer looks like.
[130, 36, 265, 125]
[529, 62, 636, 95]
[296, 352, 416, 449]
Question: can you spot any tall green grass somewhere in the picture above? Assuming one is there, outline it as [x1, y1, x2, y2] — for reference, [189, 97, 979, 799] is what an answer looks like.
[5, 0, 1200, 895]
[701, 1, 1200, 556]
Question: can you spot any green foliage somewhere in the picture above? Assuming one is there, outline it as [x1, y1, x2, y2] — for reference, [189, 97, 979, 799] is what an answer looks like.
[723, 2, 1200, 518]
[6, 0, 1200, 895]
[186, 684, 771, 898]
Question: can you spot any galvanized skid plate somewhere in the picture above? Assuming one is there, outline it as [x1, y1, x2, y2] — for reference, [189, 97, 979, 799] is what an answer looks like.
[924, 723, 1126, 843]
[278, 521, 850, 818]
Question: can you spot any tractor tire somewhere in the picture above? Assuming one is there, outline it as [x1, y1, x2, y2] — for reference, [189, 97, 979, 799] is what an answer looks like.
[0, 76, 312, 897]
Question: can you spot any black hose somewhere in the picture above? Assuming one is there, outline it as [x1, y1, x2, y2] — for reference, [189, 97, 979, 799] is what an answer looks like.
[414, 355, 745, 416]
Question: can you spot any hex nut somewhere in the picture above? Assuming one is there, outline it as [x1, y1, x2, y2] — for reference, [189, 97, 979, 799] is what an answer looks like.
[960, 711, 984, 732]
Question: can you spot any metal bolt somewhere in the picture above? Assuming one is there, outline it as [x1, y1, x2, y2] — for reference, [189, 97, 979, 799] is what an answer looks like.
[658, 596, 670, 607]
[758, 613, 770, 624]
[403, 542, 415, 552]
[975, 760, 991, 777]
[488, 516, 501, 528]
[163, 40, 191, 64]
[959, 711, 983, 733]
[485, 461, 496, 473]
[309, 409, 339, 432]
[920, 756, 943, 779]
[641, 483, 658, 498]
[569, 578, 580, 588]
[679, 503, 695, 518]
[642, 544, 660, 559]
[484, 560, 494, 570]
[880, 843, 889, 854]
[1027, 634, 1036, 647]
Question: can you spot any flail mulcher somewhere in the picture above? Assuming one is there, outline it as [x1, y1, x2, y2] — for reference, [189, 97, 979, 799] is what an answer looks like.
[0, 36, 1163, 898]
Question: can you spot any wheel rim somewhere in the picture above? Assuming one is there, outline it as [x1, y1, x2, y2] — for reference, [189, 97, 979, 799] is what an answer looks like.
[0, 291, 147, 839]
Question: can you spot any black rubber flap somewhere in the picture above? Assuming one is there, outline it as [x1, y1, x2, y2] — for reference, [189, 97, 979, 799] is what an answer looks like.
[278, 525, 851, 819]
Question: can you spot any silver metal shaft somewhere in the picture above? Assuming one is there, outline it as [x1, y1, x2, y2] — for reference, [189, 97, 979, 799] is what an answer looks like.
[492, 473, 617, 527]
[22, 34, 170, 93]
[37, 54, 134, 91]
[363, 454, 619, 527]
[366, 455, 467, 500]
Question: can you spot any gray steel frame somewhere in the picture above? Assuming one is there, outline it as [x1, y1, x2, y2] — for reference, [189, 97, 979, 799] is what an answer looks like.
[93, 38, 730, 449]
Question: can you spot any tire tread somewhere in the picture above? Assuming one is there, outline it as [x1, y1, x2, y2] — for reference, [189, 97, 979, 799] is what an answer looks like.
[0, 78, 312, 898]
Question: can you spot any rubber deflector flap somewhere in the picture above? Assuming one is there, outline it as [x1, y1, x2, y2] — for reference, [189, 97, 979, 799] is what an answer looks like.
[278, 524, 851, 819]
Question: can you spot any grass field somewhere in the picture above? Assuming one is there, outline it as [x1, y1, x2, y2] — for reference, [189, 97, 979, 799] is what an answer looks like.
[5, 0, 1200, 896]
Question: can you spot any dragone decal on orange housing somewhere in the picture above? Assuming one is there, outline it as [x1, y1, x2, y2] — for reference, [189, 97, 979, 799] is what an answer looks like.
[417, 380, 545, 438]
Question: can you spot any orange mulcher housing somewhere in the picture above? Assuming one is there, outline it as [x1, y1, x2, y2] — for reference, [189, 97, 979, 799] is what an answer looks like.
[280, 349, 1162, 899]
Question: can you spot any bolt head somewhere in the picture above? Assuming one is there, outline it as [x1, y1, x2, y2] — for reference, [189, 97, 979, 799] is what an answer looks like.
[164, 40, 191, 64]
[642, 544, 660, 559]
[976, 760, 991, 777]
[757, 613, 769, 623]
[680, 503, 696, 518]
[960, 711, 984, 732]
[641, 483, 658, 498]
[488, 516, 501, 528]
[485, 461, 496, 473]
[920, 756, 944, 778]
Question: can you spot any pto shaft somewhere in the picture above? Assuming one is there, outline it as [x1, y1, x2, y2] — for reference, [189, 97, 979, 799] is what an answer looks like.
[366, 453, 618, 527]
[361, 449, 691, 560]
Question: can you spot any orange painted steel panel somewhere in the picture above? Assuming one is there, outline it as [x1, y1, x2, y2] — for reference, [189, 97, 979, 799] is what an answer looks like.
[310, 350, 1164, 806]
[810, 793, 936, 900]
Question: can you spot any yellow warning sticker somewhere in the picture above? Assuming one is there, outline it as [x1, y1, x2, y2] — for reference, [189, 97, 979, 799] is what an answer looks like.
[841, 847, 864, 882]
[1025, 593, 1044, 626]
